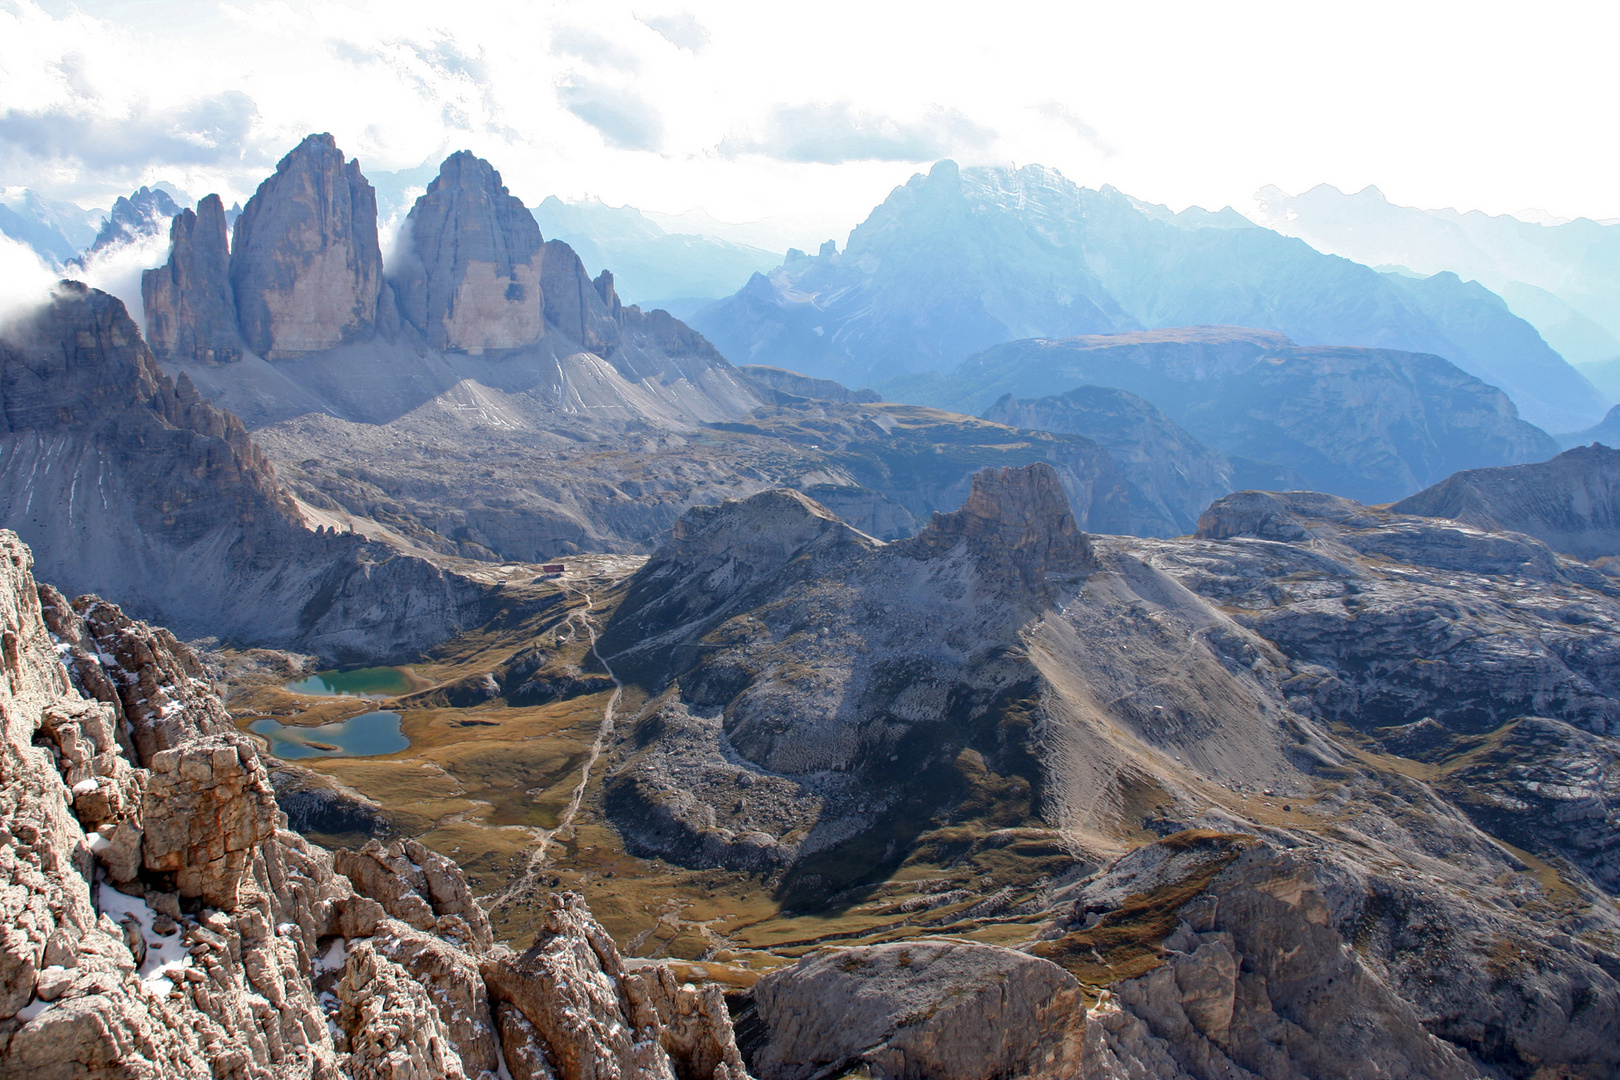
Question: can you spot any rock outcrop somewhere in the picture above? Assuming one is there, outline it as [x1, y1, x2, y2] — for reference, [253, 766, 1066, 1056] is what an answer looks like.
[540, 239, 621, 356]
[1389, 442, 1620, 560]
[395, 151, 546, 353]
[741, 940, 1088, 1080]
[141, 194, 243, 364]
[480, 892, 749, 1080]
[75, 186, 182, 263]
[0, 529, 755, 1078]
[229, 133, 384, 359]
[909, 462, 1094, 586]
[597, 464, 1092, 895]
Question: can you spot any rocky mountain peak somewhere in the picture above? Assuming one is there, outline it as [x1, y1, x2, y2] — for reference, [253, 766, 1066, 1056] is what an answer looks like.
[2, 280, 164, 424]
[229, 132, 383, 359]
[1390, 443, 1620, 559]
[76, 185, 182, 262]
[396, 150, 546, 353]
[911, 462, 1093, 583]
[140, 193, 242, 364]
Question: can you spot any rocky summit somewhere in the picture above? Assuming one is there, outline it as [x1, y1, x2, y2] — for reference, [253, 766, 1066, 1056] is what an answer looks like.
[394, 152, 547, 353]
[229, 134, 385, 359]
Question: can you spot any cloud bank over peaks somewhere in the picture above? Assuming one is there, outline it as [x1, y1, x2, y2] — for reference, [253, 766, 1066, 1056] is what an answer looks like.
[721, 102, 996, 164]
[637, 12, 710, 53]
[559, 76, 666, 152]
[0, 91, 272, 176]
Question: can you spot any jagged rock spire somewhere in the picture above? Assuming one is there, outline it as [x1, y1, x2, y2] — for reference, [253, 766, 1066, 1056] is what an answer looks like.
[395, 150, 547, 353]
[141, 194, 242, 364]
[229, 133, 383, 358]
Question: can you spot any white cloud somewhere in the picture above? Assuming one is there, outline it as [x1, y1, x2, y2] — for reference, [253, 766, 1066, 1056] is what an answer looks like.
[638, 12, 709, 53]
[0, 231, 58, 334]
[559, 77, 665, 152]
[0, 0, 1617, 251]
[721, 102, 995, 164]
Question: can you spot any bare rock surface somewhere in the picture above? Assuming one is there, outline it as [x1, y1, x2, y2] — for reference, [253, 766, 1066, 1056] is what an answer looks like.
[395, 151, 546, 353]
[1390, 442, 1620, 560]
[743, 940, 1088, 1080]
[229, 133, 383, 359]
[0, 528, 754, 1078]
[141, 194, 243, 364]
[480, 892, 748, 1080]
[335, 838, 495, 951]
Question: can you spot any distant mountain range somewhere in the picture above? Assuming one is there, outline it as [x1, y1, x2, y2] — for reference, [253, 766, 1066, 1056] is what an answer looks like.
[530, 196, 781, 316]
[1253, 182, 1620, 369]
[692, 161, 1607, 432]
[889, 326, 1558, 504]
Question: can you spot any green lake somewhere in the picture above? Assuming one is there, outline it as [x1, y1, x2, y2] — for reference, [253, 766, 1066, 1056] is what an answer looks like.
[285, 666, 413, 698]
[249, 712, 408, 760]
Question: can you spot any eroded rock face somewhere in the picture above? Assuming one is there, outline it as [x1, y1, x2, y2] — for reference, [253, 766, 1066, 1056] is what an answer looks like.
[0, 530, 755, 1078]
[230, 133, 383, 358]
[334, 838, 495, 952]
[540, 239, 621, 356]
[396, 151, 546, 352]
[337, 938, 468, 1080]
[0, 283, 507, 663]
[141, 738, 278, 909]
[480, 892, 748, 1080]
[743, 940, 1088, 1080]
[141, 194, 243, 364]
[909, 461, 1094, 586]
[1390, 443, 1620, 560]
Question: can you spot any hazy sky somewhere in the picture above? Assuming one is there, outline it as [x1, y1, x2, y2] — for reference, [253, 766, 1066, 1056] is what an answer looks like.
[2, 0, 1617, 247]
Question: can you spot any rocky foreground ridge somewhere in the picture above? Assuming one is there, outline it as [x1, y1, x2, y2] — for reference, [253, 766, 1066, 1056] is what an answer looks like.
[0, 529, 752, 1078]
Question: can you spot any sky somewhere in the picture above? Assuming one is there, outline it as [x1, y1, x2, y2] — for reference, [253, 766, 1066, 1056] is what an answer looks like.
[1, 0, 1618, 251]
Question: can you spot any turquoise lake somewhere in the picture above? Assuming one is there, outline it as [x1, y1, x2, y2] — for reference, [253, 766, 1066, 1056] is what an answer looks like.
[285, 666, 413, 698]
[249, 712, 408, 760]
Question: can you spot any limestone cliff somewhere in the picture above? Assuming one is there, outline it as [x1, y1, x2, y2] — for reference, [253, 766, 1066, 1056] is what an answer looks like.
[0, 531, 751, 1078]
[229, 134, 383, 359]
[141, 195, 243, 364]
[395, 151, 546, 353]
[0, 283, 504, 662]
[1389, 442, 1620, 560]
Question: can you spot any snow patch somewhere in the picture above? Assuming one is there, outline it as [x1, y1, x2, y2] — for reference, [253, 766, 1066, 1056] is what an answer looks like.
[316, 937, 348, 973]
[96, 883, 193, 985]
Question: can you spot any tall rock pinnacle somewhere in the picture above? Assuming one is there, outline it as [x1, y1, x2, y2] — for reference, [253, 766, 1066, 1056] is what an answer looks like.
[395, 151, 546, 352]
[911, 462, 1094, 585]
[141, 194, 242, 363]
[229, 133, 383, 359]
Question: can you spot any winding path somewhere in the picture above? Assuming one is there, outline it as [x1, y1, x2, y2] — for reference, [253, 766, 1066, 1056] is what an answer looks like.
[494, 583, 624, 904]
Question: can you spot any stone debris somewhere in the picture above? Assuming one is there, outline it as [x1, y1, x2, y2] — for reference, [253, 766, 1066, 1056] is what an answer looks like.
[0, 529, 755, 1079]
